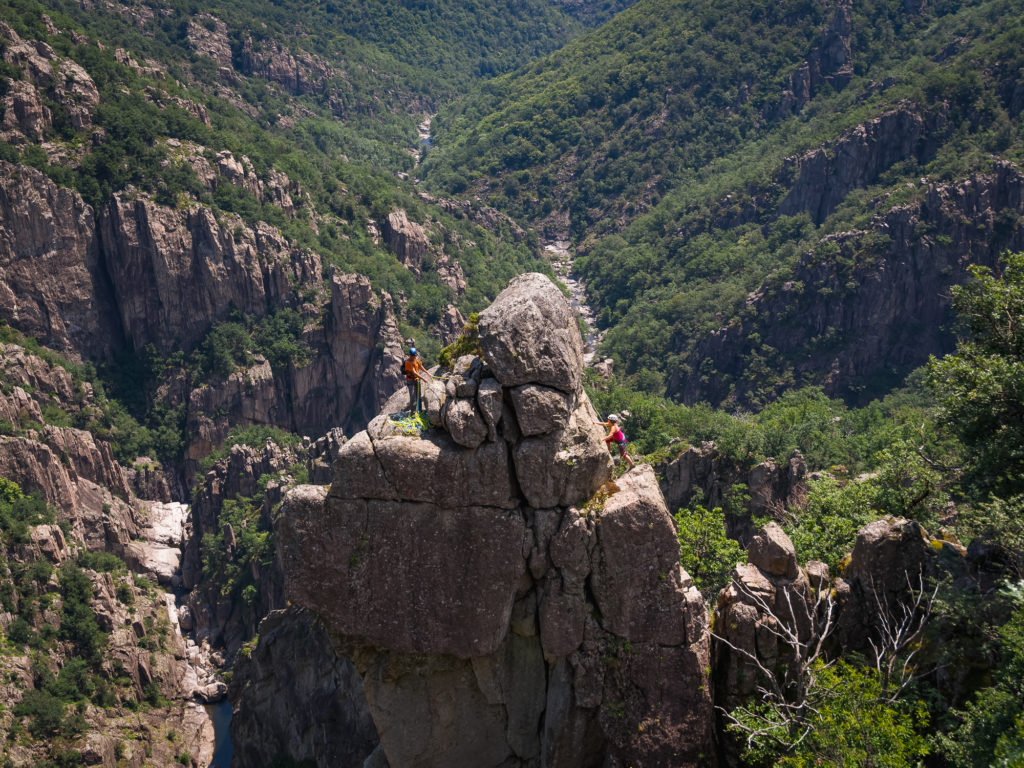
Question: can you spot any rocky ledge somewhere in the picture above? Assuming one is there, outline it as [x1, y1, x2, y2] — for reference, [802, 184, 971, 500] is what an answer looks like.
[270, 273, 716, 768]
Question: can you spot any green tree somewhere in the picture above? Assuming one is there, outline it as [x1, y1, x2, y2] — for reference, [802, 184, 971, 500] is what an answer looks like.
[770, 662, 930, 768]
[939, 601, 1024, 768]
[927, 253, 1024, 498]
[674, 505, 745, 602]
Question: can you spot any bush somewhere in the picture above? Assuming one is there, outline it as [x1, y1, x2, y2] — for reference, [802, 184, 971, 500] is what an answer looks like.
[14, 688, 64, 739]
[57, 564, 106, 665]
[674, 504, 745, 602]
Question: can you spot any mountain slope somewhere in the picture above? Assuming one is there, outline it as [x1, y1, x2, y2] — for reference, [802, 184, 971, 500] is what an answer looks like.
[421, 0, 1024, 406]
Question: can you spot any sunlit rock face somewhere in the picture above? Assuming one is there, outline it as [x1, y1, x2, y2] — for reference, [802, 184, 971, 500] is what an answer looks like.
[276, 273, 716, 768]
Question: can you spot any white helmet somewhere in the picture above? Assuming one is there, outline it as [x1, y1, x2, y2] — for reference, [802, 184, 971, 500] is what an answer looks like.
[607, 413, 619, 422]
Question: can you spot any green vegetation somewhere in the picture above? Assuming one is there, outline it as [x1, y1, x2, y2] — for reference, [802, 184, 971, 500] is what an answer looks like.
[190, 309, 313, 382]
[437, 312, 481, 367]
[586, 374, 936, 472]
[927, 252, 1024, 498]
[425, 0, 1024, 406]
[0, 479, 53, 547]
[200, 492, 274, 603]
[733, 660, 931, 768]
[674, 505, 744, 601]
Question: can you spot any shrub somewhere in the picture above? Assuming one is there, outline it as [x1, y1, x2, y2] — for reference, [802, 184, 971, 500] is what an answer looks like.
[674, 504, 745, 602]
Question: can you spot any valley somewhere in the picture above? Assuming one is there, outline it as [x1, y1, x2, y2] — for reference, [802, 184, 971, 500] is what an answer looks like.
[0, 0, 1021, 765]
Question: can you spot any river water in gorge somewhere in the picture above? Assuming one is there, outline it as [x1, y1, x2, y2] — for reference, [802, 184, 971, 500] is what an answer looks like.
[544, 241, 603, 365]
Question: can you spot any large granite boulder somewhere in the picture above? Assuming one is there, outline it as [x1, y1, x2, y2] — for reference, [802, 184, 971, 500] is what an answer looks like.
[274, 273, 717, 767]
[478, 272, 584, 395]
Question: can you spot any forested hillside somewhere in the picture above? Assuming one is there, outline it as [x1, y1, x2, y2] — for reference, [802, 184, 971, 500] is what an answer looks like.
[0, 0, 1023, 765]
[423, 0, 1024, 407]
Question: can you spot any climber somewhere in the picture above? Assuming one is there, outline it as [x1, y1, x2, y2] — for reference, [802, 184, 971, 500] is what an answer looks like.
[403, 346, 434, 414]
[596, 413, 635, 468]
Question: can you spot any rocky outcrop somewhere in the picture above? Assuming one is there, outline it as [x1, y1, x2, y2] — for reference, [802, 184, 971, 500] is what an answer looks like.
[770, 0, 853, 118]
[713, 517, 964, 741]
[179, 428, 346, 658]
[274, 273, 715, 767]
[778, 104, 925, 224]
[656, 442, 807, 544]
[186, 14, 233, 71]
[99, 193, 321, 354]
[0, 162, 121, 359]
[182, 272, 404, 465]
[1, 79, 50, 142]
[673, 160, 1024, 406]
[239, 37, 332, 95]
[381, 209, 429, 275]
[96, 189, 402, 460]
[417, 190, 529, 243]
[0, 22, 99, 138]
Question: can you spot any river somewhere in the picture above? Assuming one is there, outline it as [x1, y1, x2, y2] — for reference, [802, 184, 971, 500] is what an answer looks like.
[544, 240, 603, 365]
[207, 699, 233, 767]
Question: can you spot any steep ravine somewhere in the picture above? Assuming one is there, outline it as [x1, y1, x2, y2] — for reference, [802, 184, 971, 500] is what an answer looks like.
[544, 240, 604, 366]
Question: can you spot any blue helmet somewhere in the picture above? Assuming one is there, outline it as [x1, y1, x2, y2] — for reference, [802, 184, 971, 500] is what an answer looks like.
[409, 347, 417, 356]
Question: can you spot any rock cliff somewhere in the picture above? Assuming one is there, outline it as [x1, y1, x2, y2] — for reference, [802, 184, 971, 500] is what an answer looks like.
[656, 442, 807, 545]
[673, 159, 1024, 405]
[0, 162, 121, 359]
[0, 153, 405, 464]
[0, 343, 231, 765]
[269, 273, 716, 767]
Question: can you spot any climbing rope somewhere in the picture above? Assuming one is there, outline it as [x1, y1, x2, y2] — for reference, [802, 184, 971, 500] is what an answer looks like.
[388, 410, 429, 436]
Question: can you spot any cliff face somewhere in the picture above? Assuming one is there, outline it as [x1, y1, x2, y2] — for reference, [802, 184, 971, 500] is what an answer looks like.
[270, 273, 716, 768]
[98, 192, 322, 355]
[0, 162, 121, 359]
[0, 149, 405, 465]
[0, 344, 229, 766]
[673, 160, 1024, 405]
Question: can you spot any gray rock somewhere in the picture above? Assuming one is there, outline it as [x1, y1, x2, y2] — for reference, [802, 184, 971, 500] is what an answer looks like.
[510, 383, 573, 437]
[478, 273, 584, 394]
[539, 582, 586, 658]
[513, 397, 612, 509]
[358, 652, 515, 768]
[476, 377, 503, 442]
[230, 607, 378, 768]
[747, 522, 799, 579]
[590, 466, 692, 647]
[442, 396, 488, 449]
[331, 424, 519, 510]
[278, 490, 526, 658]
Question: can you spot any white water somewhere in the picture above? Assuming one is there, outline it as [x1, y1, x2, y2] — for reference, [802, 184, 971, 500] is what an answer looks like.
[414, 114, 433, 165]
[544, 240, 604, 365]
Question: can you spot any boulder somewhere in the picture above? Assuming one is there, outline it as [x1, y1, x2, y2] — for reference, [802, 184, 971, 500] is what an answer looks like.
[476, 377, 503, 442]
[747, 522, 799, 579]
[478, 273, 584, 394]
[442, 396, 488, 448]
[510, 384, 573, 437]
[512, 397, 612, 509]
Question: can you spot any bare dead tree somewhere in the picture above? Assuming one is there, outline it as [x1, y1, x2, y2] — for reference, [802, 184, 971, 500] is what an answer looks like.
[713, 566, 939, 755]
[866, 568, 940, 701]
[711, 575, 837, 753]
